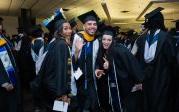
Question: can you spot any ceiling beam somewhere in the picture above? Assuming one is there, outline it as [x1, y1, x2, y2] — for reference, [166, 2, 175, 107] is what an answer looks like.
[136, 0, 179, 21]
[136, 1, 153, 21]
[30, 0, 40, 9]
[7, 0, 12, 15]
[101, 0, 111, 23]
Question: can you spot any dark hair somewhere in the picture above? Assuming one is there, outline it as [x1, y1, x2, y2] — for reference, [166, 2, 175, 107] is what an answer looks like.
[28, 25, 43, 38]
[54, 19, 68, 38]
[96, 34, 116, 70]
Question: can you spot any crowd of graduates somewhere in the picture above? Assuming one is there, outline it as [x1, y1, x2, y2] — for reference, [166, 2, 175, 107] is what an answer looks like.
[0, 7, 179, 112]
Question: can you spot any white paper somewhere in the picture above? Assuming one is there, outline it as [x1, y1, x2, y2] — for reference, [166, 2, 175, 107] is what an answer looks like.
[131, 86, 137, 92]
[63, 102, 68, 112]
[53, 100, 68, 112]
[53, 100, 64, 111]
[131, 84, 142, 92]
[74, 67, 83, 80]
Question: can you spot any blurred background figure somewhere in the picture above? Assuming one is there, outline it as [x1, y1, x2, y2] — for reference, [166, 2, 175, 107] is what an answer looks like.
[134, 7, 176, 112]
[0, 16, 21, 112]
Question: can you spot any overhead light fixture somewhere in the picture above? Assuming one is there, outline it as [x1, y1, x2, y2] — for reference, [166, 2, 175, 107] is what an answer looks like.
[62, 8, 70, 11]
[121, 11, 130, 13]
[101, 0, 111, 23]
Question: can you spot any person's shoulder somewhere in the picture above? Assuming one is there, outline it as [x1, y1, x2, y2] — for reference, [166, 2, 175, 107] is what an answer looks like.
[73, 32, 84, 42]
[55, 38, 67, 47]
[75, 31, 84, 39]
[159, 30, 172, 42]
[114, 43, 128, 53]
[56, 37, 65, 43]
[34, 38, 44, 44]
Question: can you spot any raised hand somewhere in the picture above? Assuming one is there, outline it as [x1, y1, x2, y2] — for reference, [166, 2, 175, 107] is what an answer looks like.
[103, 57, 109, 70]
[75, 39, 84, 52]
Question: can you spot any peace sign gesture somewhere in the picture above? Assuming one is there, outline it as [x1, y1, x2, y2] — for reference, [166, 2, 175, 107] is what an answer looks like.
[103, 57, 109, 70]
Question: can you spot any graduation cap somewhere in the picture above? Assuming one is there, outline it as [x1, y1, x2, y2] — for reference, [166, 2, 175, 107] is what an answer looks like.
[69, 18, 77, 28]
[145, 7, 164, 21]
[144, 7, 165, 30]
[102, 25, 116, 37]
[97, 20, 106, 33]
[43, 8, 66, 33]
[78, 10, 100, 24]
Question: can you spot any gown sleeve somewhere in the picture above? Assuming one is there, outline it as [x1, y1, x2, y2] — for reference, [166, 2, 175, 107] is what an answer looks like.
[54, 41, 69, 96]
[114, 44, 144, 83]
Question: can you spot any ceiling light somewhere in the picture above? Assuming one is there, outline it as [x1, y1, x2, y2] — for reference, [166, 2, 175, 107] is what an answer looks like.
[121, 11, 130, 13]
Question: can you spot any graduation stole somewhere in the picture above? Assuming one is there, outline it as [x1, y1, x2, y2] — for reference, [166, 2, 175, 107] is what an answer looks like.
[108, 61, 123, 112]
[0, 37, 7, 46]
[146, 29, 160, 46]
[67, 46, 72, 94]
[79, 31, 94, 42]
[0, 41, 16, 86]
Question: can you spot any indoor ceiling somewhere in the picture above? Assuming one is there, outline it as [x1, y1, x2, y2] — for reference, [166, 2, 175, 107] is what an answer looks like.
[0, 0, 179, 30]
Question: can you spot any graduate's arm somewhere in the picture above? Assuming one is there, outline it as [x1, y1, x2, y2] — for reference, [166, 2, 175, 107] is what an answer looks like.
[0, 75, 9, 87]
[72, 34, 83, 61]
[95, 50, 101, 70]
[71, 34, 83, 70]
[177, 48, 179, 65]
[0, 68, 14, 91]
[117, 45, 144, 83]
[164, 35, 177, 78]
[0, 64, 9, 86]
[124, 49, 144, 82]
[55, 42, 69, 97]
[164, 35, 176, 65]
[94, 51, 105, 78]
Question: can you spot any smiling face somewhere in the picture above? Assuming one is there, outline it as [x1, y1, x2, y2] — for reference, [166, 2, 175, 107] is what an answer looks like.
[61, 22, 72, 39]
[102, 34, 113, 50]
[83, 20, 97, 36]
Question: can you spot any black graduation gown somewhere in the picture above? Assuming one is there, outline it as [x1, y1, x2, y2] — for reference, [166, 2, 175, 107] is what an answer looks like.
[175, 39, 179, 112]
[39, 38, 71, 109]
[135, 30, 175, 112]
[113, 44, 143, 100]
[17, 35, 35, 89]
[72, 38, 99, 112]
[0, 37, 20, 112]
[96, 44, 144, 112]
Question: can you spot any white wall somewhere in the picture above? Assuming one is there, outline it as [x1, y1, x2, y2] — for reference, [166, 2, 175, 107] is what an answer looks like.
[0, 15, 18, 36]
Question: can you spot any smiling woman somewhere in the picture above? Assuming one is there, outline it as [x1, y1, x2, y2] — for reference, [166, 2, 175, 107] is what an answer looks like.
[102, 34, 112, 50]
[37, 19, 77, 111]
[95, 25, 144, 112]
